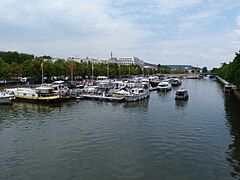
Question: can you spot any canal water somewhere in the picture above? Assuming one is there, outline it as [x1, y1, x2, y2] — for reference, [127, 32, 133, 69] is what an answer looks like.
[0, 79, 240, 179]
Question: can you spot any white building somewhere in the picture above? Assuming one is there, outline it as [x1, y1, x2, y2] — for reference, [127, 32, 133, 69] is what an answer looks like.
[66, 56, 145, 66]
[67, 57, 99, 64]
[117, 57, 144, 67]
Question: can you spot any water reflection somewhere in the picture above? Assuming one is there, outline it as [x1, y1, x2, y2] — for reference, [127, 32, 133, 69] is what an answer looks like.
[156, 91, 171, 98]
[0, 104, 13, 111]
[123, 99, 149, 109]
[12, 101, 62, 112]
[224, 94, 240, 178]
[175, 99, 188, 108]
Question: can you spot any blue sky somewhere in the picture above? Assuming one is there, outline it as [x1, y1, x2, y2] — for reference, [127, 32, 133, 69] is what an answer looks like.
[0, 0, 240, 69]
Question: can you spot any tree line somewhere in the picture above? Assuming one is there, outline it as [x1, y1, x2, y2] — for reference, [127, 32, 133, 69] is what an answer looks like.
[212, 50, 240, 89]
[1, 51, 171, 82]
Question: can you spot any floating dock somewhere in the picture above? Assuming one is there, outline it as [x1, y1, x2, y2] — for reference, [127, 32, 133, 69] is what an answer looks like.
[81, 94, 125, 103]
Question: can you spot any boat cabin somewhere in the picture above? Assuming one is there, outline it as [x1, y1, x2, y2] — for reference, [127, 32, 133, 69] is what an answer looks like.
[130, 88, 145, 95]
[175, 89, 189, 100]
[171, 78, 182, 86]
[96, 76, 108, 81]
[35, 87, 55, 96]
[224, 84, 234, 93]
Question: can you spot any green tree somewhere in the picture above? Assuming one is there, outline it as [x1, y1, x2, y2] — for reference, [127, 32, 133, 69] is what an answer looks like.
[9, 62, 23, 79]
[0, 59, 11, 80]
[202, 67, 208, 73]
[43, 60, 55, 81]
[214, 50, 240, 89]
[54, 59, 67, 79]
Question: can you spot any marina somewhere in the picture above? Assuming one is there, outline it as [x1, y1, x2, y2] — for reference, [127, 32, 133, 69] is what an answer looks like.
[0, 78, 240, 179]
[1, 1, 240, 179]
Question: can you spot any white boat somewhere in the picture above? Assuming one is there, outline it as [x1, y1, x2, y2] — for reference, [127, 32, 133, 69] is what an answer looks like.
[156, 81, 172, 91]
[96, 76, 108, 81]
[5, 86, 61, 103]
[223, 84, 234, 93]
[70, 84, 84, 99]
[171, 78, 182, 86]
[51, 81, 71, 98]
[0, 91, 15, 104]
[149, 76, 160, 87]
[124, 88, 150, 102]
[83, 85, 99, 94]
[113, 86, 150, 102]
[175, 89, 189, 100]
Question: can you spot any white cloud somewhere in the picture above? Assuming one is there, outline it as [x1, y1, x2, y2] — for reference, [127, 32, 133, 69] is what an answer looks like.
[0, 0, 240, 69]
[236, 15, 240, 27]
[153, 0, 202, 15]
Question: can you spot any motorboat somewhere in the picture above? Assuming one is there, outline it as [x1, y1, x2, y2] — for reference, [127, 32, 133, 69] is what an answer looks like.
[70, 84, 84, 99]
[148, 76, 161, 88]
[171, 78, 182, 86]
[112, 82, 150, 102]
[223, 84, 234, 93]
[0, 91, 15, 104]
[124, 87, 150, 102]
[156, 81, 172, 91]
[51, 81, 71, 98]
[5, 86, 61, 103]
[175, 89, 189, 100]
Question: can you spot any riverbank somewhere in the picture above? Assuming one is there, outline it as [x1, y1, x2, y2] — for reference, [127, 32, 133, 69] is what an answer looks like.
[216, 75, 240, 99]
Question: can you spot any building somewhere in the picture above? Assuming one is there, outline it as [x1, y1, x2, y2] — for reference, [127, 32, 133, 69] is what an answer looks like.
[117, 57, 144, 67]
[108, 57, 118, 64]
[66, 56, 145, 66]
[67, 57, 99, 64]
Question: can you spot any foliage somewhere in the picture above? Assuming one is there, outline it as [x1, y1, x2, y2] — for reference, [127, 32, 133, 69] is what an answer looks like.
[202, 67, 208, 73]
[1, 51, 33, 64]
[0, 56, 150, 81]
[0, 58, 10, 80]
[213, 50, 240, 88]
[39, 55, 52, 59]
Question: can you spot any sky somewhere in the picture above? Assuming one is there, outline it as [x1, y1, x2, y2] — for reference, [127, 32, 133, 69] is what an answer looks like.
[0, 0, 240, 69]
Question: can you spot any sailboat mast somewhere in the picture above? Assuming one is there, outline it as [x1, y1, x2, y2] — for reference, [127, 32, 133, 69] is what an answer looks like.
[41, 61, 44, 84]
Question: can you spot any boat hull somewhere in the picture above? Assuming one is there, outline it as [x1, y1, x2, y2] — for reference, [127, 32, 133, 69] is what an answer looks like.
[175, 95, 189, 100]
[125, 93, 150, 102]
[157, 87, 172, 91]
[13, 95, 62, 103]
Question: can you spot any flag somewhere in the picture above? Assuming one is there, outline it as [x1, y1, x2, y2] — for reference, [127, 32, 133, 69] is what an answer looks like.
[40, 62, 43, 71]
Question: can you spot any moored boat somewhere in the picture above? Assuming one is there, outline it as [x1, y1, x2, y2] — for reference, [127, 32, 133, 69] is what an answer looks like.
[223, 84, 234, 93]
[156, 81, 172, 91]
[112, 82, 150, 102]
[149, 76, 160, 88]
[5, 86, 61, 103]
[124, 87, 150, 102]
[171, 78, 182, 86]
[0, 91, 15, 104]
[81, 94, 125, 102]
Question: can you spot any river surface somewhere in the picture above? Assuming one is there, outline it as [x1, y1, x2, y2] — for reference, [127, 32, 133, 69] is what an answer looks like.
[0, 78, 240, 180]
